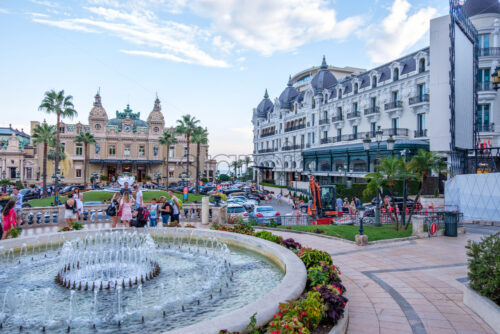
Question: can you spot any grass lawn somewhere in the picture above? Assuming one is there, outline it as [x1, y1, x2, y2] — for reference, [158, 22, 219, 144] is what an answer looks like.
[277, 224, 412, 242]
[28, 191, 204, 207]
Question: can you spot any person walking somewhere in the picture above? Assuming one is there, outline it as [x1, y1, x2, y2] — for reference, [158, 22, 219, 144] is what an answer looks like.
[336, 196, 343, 216]
[168, 190, 180, 224]
[1, 200, 16, 239]
[134, 185, 143, 210]
[64, 194, 77, 229]
[74, 188, 83, 220]
[119, 192, 133, 227]
[12, 187, 23, 225]
[159, 196, 172, 226]
[149, 198, 159, 227]
[108, 193, 120, 228]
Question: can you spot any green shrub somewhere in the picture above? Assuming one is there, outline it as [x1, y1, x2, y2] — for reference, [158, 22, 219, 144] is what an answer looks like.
[297, 248, 333, 269]
[254, 230, 282, 244]
[7, 227, 21, 238]
[297, 291, 325, 329]
[466, 234, 500, 305]
[307, 266, 330, 288]
[71, 221, 83, 230]
[434, 188, 440, 197]
[262, 179, 275, 184]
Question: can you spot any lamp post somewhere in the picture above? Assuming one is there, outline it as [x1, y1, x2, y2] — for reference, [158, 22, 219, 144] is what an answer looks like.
[374, 126, 383, 227]
[280, 172, 284, 195]
[400, 149, 408, 226]
[387, 135, 395, 154]
[363, 134, 371, 172]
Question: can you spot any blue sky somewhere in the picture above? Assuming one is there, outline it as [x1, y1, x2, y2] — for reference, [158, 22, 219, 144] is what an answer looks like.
[0, 0, 446, 156]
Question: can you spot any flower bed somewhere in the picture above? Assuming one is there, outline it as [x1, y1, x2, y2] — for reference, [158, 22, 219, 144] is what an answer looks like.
[212, 222, 348, 334]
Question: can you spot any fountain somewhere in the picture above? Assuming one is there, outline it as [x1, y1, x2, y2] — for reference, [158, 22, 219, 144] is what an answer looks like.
[0, 229, 306, 333]
[117, 173, 135, 186]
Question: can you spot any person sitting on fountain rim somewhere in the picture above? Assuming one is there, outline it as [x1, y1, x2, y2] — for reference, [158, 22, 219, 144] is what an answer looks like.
[1, 199, 16, 239]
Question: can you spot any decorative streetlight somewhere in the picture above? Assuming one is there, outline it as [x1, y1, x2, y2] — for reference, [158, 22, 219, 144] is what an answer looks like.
[387, 135, 396, 152]
[374, 125, 383, 227]
[363, 134, 371, 172]
[400, 149, 409, 226]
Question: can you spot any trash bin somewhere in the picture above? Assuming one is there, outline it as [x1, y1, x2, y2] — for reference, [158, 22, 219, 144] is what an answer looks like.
[444, 212, 458, 237]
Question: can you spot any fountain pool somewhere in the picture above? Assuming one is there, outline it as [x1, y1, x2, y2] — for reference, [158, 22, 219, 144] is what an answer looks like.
[0, 229, 305, 333]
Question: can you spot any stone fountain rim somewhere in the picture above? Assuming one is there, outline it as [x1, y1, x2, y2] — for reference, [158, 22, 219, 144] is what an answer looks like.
[0, 228, 307, 334]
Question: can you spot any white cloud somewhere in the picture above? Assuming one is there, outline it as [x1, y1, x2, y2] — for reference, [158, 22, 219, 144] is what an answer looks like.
[0, 8, 10, 14]
[26, 12, 49, 17]
[189, 0, 364, 56]
[212, 35, 235, 54]
[33, 18, 101, 33]
[360, 0, 437, 64]
[30, 0, 60, 8]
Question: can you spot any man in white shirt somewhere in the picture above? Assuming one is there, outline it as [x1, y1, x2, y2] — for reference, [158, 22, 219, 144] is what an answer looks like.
[134, 185, 143, 209]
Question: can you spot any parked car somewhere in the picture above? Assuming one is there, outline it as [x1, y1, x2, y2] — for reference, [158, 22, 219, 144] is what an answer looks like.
[227, 204, 248, 219]
[59, 185, 86, 195]
[248, 206, 281, 225]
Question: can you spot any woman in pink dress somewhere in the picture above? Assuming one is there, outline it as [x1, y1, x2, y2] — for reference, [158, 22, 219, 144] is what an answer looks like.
[2, 200, 16, 239]
[119, 192, 133, 227]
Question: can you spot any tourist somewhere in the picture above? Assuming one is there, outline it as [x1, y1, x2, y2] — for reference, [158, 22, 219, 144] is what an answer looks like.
[64, 193, 77, 229]
[336, 196, 343, 215]
[355, 196, 362, 210]
[134, 185, 143, 209]
[74, 188, 83, 220]
[149, 198, 159, 227]
[132, 205, 148, 228]
[1, 200, 16, 239]
[119, 192, 133, 227]
[277, 193, 282, 204]
[108, 193, 120, 228]
[168, 190, 181, 224]
[350, 198, 357, 215]
[12, 187, 23, 225]
[159, 196, 172, 225]
[120, 182, 132, 196]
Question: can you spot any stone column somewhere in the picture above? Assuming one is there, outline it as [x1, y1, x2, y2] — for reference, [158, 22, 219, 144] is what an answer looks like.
[412, 215, 425, 238]
[201, 196, 209, 225]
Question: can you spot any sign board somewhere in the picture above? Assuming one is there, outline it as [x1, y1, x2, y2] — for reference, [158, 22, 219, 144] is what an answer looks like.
[430, 222, 438, 235]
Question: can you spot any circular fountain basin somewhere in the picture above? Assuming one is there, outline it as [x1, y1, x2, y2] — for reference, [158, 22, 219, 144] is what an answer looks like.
[0, 229, 306, 333]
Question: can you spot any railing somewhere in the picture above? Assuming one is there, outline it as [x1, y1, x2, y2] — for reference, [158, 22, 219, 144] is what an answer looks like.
[364, 107, 380, 116]
[248, 215, 314, 226]
[282, 144, 304, 151]
[477, 82, 493, 91]
[477, 123, 495, 132]
[258, 148, 278, 154]
[477, 47, 500, 57]
[409, 94, 429, 105]
[319, 118, 330, 125]
[306, 143, 312, 148]
[284, 124, 306, 132]
[261, 131, 276, 138]
[332, 115, 343, 122]
[384, 100, 403, 110]
[384, 128, 409, 136]
[414, 129, 428, 138]
[346, 111, 360, 119]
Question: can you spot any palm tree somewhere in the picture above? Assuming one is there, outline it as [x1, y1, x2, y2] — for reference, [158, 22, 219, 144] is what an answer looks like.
[191, 127, 208, 195]
[407, 149, 447, 225]
[231, 161, 238, 181]
[39, 90, 77, 202]
[159, 130, 178, 187]
[175, 115, 200, 183]
[244, 156, 252, 180]
[31, 123, 56, 198]
[74, 131, 96, 187]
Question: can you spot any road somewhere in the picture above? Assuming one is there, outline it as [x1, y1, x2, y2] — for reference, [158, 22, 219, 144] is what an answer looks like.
[463, 223, 500, 235]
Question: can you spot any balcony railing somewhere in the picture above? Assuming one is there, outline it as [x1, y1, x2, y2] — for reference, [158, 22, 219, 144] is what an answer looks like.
[414, 129, 428, 138]
[306, 143, 312, 148]
[332, 115, 343, 122]
[409, 94, 429, 105]
[346, 111, 360, 119]
[477, 47, 500, 57]
[284, 124, 306, 132]
[384, 128, 409, 136]
[261, 130, 276, 138]
[319, 118, 330, 125]
[282, 144, 304, 151]
[384, 100, 403, 110]
[257, 148, 278, 154]
[364, 107, 380, 116]
[477, 123, 495, 132]
[477, 82, 493, 91]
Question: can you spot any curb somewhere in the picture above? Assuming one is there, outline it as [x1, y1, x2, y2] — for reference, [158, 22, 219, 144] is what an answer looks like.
[463, 284, 500, 333]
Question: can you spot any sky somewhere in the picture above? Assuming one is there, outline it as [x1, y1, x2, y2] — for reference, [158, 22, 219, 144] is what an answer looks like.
[0, 0, 447, 158]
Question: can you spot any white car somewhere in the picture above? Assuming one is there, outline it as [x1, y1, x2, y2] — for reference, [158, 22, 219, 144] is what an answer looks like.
[227, 204, 248, 218]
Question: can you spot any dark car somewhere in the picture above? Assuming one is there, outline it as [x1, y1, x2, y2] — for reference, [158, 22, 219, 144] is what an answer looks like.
[19, 188, 40, 202]
[60, 185, 86, 195]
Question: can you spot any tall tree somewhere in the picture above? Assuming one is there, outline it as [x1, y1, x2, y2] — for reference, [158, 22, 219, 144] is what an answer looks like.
[191, 127, 208, 195]
[159, 130, 178, 188]
[39, 90, 77, 203]
[175, 115, 200, 183]
[244, 156, 252, 180]
[231, 161, 238, 181]
[31, 123, 56, 198]
[74, 131, 96, 188]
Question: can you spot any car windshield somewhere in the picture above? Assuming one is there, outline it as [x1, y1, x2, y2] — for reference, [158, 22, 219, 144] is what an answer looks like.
[228, 207, 245, 213]
[62, 187, 71, 192]
[257, 207, 274, 212]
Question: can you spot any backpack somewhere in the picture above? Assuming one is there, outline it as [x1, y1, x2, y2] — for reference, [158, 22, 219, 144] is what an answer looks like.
[137, 207, 150, 222]
[106, 200, 117, 216]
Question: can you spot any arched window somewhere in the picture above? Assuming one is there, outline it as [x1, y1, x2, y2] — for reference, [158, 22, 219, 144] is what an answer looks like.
[284, 162, 289, 168]
[338, 89, 343, 99]
[325, 93, 328, 101]
[419, 58, 426, 73]
[393, 68, 399, 81]
[372, 76, 377, 88]
[354, 83, 359, 94]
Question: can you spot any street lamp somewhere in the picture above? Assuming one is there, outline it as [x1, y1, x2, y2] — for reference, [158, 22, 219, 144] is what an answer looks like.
[387, 135, 395, 152]
[400, 149, 409, 226]
[374, 125, 383, 227]
[363, 134, 371, 172]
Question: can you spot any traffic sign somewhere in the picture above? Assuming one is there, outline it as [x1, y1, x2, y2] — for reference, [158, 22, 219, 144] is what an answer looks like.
[430, 222, 437, 235]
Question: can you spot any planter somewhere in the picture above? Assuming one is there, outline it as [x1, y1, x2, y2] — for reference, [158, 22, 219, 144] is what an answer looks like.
[329, 298, 349, 334]
[463, 285, 500, 333]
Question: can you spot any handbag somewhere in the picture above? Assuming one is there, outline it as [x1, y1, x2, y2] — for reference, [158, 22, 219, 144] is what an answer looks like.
[106, 201, 117, 216]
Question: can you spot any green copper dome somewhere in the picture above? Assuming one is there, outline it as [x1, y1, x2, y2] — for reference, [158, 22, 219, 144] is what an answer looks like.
[107, 104, 148, 130]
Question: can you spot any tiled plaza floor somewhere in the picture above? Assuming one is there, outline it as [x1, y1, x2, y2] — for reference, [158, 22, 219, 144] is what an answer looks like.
[268, 230, 496, 334]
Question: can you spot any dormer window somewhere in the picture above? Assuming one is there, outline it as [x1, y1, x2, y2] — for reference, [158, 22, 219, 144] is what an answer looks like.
[393, 68, 399, 81]
[372, 76, 377, 88]
[94, 124, 101, 130]
[419, 58, 426, 73]
[354, 83, 359, 94]
[338, 89, 342, 99]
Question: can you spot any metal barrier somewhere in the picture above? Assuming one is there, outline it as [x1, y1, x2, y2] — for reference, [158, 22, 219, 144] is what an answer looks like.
[249, 215, 314, 226]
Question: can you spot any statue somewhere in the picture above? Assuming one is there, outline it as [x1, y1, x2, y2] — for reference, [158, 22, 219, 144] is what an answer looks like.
[95, 143, 100, 154]
[153, 146, 158, 156]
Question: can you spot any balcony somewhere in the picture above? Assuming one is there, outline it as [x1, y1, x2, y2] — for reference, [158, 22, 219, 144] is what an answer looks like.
[257, 148, 278, 154]
[414, 129, 428, 138]
[364, 107, 380, 116]
[384, 100, 403, 110]
[319, 118, 330, 125]
[477, 124, 495, 132]
[261, 130, 276, 138]
[477, 82, 493, 91]
[321, 136, 342, 144]
[282, 144, 304, 151]
[384, 128, 409, 136]
[332, 115, 343, 123]
[284, 124, 306, 133]
[346, 111, 360, 119]
[409, 94, 429, 105]
[477, 47, 500, 57]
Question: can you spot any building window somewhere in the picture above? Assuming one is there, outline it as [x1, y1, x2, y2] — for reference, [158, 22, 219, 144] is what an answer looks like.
[337, 129, 342, 139]
[392, 91, 399, 102]
[417, 114, 426, 132]
[139, 145, 145, 156]
[418, 83, 426, 100]
[393, 68, 399, 81]
[352, 103, 358, 113]
[59, 126, 65, 134]
[124, 144, 131, 156]
[353, 126, 358, 139]
[76, 169, 82, 178]
[154, 126, 159, 133]
[479, 34, 490, 54]
[477, 68, 490, 90]
[354, 83, 358, 94]
[75, 143, 83, 156]
[312, 97, 315, 109]
[392, 118, 399, 129]
[477, 104, 490, 131]
[371, 97, 376, 110]
[419, 58, 426, 73]
[169, 171, 174, 177]
[323, 110, 328, 119]
[26, 168, 32, 179]
[338, 89, 342, 99]
[307, 133, 311, 145]
[372, 76, 377, 88]
[312, 132, 315, 144]
[95, 124, 101, 130]
[371, 122, 376, 135]
[109, 144, 116, 155]
[323, 131, 328, 140]
[169, 146, 174, 158]
[183, 147, 188, 157]
[312, 114, 315, 126]
[9, 167, 17, 179]
[338, 106, 343, 115]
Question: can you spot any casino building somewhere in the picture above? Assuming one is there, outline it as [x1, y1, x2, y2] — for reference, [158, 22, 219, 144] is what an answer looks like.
[252, 0, 500, 187]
